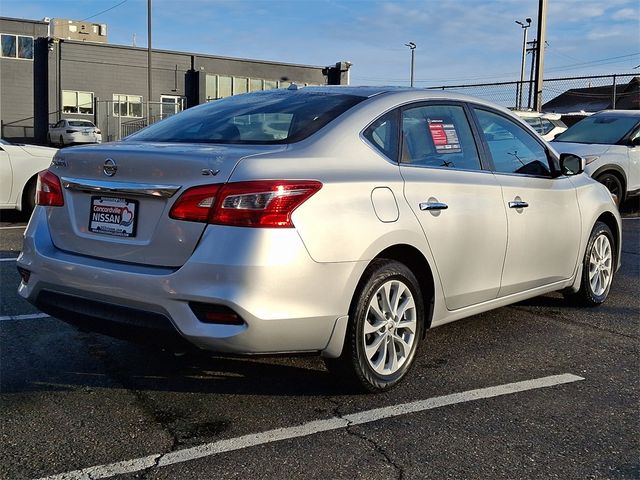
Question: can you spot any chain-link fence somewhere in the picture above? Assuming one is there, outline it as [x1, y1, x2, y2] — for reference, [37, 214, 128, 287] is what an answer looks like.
[94, 98, 186, 142]
[427, 73, 639, 112]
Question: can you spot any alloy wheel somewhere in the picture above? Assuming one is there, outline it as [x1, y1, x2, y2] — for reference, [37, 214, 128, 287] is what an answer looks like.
[588, 233, 612, 296]
[362, 279, 417, 375]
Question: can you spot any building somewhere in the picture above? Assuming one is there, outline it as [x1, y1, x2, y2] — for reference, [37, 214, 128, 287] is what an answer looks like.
[542, 76, 640, 114]
[51, 18, 108, 43]
[0, 17, 49, 141]
[1, 16, 350, 144]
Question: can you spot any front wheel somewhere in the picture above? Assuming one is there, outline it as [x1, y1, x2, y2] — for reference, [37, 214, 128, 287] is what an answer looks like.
[325, 259, 425, 392]
[596, 173, 624, 206]
[572, 221, 615, 306]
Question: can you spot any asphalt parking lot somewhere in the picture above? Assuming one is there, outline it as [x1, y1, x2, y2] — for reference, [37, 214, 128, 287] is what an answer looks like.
[1, 205, 638, 480]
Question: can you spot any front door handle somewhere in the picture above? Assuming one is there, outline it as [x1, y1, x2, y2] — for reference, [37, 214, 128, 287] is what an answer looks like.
[419, 201, 448, 211]
[508, 200, 529, 209]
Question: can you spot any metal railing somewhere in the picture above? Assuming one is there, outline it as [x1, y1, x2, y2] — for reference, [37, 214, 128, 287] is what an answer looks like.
[427, 73, 639, 111]
[94, 98, 185, 142]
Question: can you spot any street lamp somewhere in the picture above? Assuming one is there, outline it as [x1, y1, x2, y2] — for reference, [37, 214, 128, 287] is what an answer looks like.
[405, 42, 416, 87]
[515, 18, 531, 110]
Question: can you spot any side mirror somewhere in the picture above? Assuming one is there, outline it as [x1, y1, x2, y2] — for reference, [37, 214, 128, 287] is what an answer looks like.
[631, 137, 640, 147]
[560, 153, 585, 176]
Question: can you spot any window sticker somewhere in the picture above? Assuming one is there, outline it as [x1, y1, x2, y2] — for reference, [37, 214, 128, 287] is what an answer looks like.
[427, 119, 462, 153]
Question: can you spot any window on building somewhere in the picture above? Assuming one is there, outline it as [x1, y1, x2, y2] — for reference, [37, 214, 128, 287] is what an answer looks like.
[113, 94, 143, 117]
[218, 76, 232, 98]
[264, 80, 278, 90]
[205, 75, 217, 101]
[160, 95, 184, 118]
[1, 34, 34, 59]
[233, 77, 248, 95]
[249, 78, 263, 92]
[62, 90, 94, 114]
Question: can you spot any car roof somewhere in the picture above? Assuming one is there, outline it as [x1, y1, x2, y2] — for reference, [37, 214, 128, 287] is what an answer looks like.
[592, 110, 640, 118]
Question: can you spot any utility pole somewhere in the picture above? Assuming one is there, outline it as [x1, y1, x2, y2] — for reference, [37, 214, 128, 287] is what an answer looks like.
[533, 0, 547, 111]
[405, 42, 416, 87]
[147, 0, 152, 125]
[515, 18, 532, 110]
[527, 39, 537, 109]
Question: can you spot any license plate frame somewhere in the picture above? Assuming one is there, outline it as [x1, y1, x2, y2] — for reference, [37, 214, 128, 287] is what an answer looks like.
[89, 196, 138, 238]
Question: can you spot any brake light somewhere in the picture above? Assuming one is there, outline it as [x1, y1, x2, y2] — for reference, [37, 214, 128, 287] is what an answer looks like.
[96, 129, 101, 134]
[170, 180, 322, 227]
[36, 170, 64, 206]
[169, 184, 221, 222]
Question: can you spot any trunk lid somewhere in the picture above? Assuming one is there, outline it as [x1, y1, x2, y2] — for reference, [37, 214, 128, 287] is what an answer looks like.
[47, 141, 285, 267]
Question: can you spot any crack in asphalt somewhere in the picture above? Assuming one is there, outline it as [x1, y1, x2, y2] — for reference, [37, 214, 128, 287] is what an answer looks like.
[326, 396, 404, 480]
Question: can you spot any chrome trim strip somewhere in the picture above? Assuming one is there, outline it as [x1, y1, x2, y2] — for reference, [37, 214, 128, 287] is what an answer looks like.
[61, 177, 181, 198]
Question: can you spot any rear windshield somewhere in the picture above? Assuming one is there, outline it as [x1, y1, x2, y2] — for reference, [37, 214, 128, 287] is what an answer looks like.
[69, 121, 95, 127]
[125, 90, 365, 144]
[554, 114, 639, 144]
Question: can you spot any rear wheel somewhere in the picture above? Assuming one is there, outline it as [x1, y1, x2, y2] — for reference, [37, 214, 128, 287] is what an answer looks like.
[596, 172, 624, 205]
[324, 259, 425, 392]
[23, 178, 37, 214]
[572, 221, 615, 306]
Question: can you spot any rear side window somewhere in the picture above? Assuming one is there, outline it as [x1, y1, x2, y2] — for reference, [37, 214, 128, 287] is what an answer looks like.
[126, 91, 365, 144]
[474, 108, 551, 176]
[363, 110, 398, 161]
[400, 104, 481, 170]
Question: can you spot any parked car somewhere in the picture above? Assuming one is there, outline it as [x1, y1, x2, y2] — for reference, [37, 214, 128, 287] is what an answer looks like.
[48, 119, 102, 147]
[514, 110, 568, 141]
[18, 87, 621, 392]
[0, 138, 57, 213]
[552, 110, 640, 204]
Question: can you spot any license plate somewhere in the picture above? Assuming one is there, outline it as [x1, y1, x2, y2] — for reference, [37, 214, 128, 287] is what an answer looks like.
[89, 196, 138, 237]
[83, 131, 90, 135]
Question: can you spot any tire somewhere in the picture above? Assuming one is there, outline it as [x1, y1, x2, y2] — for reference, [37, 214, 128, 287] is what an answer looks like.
[572, 221, 615, 307]
[23, 178, 37, 214]
[59, 135, 65, 147]
[596, 172, 624, 206]
[324, 259, 425, 393]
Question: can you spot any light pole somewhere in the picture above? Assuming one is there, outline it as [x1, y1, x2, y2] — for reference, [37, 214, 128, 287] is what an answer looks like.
[405, 42, 416, 87]
[515, 18, 531, 110]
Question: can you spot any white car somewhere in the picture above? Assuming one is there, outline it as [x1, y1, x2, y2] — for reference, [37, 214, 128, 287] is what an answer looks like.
[514, 111, 567, 141]
[0, 139, 57, 212]
[48, 119, 102, 147]
[552, 110, 640, 204]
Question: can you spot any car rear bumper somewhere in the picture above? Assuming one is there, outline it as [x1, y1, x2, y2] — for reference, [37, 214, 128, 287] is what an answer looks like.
[17, 207, 364, 355]
[64, 133, 102, 144]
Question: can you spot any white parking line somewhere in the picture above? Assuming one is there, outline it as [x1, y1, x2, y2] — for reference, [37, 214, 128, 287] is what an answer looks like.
[0, 225, 27, 230]
[36, 373, 584, 480]
[0, 313, 50, 322]
[622, 216, 639, 220]
[0, 257, 18, 262]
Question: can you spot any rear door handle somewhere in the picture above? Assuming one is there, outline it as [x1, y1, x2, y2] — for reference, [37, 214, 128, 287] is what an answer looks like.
[508, 200, 529, 209]
[419, 202, 448, 211]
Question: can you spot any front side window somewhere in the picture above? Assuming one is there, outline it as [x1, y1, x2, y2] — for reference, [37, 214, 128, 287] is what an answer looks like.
[554, 114, 640, 145]
[475, 108, 550, 176]
[363, 110, 398, 161]
[400, 104, 481, 170]
[126, 91, 364, 144]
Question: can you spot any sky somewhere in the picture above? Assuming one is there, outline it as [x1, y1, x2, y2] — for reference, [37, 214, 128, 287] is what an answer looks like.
[1, 0, 639, 86]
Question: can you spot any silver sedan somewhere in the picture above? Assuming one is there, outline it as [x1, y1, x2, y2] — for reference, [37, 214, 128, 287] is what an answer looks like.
[18, 87, 621, 392]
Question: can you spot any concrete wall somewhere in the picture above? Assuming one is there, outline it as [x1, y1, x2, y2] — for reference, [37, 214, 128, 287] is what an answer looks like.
[0, 17, 48, 141]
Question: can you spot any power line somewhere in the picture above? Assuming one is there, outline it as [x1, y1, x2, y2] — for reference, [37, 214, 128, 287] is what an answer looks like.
[82, 0, 129, 21]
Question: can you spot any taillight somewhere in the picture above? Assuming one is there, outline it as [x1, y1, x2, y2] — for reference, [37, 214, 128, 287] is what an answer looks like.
[170, 180, 322, 227]
[36, 170, 64, 206]
[96, 129, 101, 134]
[169, 184, 221, 222]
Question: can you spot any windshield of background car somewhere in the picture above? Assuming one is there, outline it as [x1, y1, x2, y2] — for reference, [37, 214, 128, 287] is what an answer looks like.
[554, 114, 639, 144]
[126, 91, 365, 144]
[68, 121, 96, 127]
